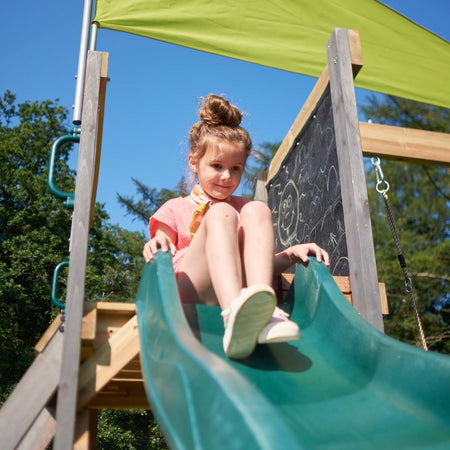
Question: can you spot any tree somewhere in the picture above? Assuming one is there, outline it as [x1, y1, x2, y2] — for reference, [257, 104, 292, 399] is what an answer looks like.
[361, 95, 450, 353]
[0, 91, 169, 447]
[117, 177, 188, 227]
[0, 91, 74, 397]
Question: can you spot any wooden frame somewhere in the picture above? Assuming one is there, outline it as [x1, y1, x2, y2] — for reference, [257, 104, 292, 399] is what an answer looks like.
[327, 28, 383, 330]
[360, 122, 450, 166]
[267, 29, 384, 331]
[54, 50, 109, 449]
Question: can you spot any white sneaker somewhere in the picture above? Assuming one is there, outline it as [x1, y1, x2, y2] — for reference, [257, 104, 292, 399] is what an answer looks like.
[257, 307, 300, 344]
[222, 284, 276, 359]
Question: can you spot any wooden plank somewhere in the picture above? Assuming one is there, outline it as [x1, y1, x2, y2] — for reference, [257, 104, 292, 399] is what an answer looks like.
[82, 306, 97, 342]
[34, 313, 62, 354]
[347, 29, 363, 77]
[360, 122, 450, 166]
[379, 282, 389, 315]
[53, 51, 105, 450]
[333, 276, 352, 294]
[88, 381, 149, 409]
[81, 302, 136, 360]
[0, 331, 62, 450]
[327, 28, 384, 332]
[77, 315, 141, 410]
[90, 52, 109, 227]
[16, 407, 56, 450]
[74, 409, 98, 450]
[267, 65, 330, 181]
[95, 301, 136, 313]
[254, 170, 268, 203]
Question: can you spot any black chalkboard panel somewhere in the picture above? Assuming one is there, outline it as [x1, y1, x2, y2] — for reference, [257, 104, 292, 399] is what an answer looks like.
[267, 85, 349, 276]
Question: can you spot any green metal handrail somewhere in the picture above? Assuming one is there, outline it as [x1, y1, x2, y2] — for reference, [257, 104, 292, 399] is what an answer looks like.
[51, 259, 70, 309]
[47, 128, 80, 209]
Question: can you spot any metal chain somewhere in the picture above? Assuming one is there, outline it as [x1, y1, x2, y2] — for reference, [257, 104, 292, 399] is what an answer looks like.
[371, 157, 428, 351]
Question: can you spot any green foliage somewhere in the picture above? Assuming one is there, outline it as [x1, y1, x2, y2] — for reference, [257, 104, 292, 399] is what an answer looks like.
[117, 177, 187, 227]
[97, 410, 168, 450]
[362, 95, 450, 353]
[242, 142, 281, 196]
[0, 91, 73, 397]
[86, 207, 146, 303]
[0, 91, 165, 445]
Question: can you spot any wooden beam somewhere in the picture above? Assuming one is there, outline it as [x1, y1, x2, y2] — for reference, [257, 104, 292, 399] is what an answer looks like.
[360, 122, 450, 166]
[34, 313, 62, 354]
[74, 409, 98, 450]
[327, 28, 384, 331]
[90, 52, 110, 227]
[0, 331, 62, 450]
[347, 29, 363, 77]
[77, 315, 141, 410]
[254, 170, 268, 203]
[16, 407, 56, 450]
[54, 51, 106, 449]
[88, 380, 149, 409]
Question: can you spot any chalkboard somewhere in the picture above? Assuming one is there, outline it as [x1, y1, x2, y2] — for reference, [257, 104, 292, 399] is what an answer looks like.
[267, 85, 349, 276]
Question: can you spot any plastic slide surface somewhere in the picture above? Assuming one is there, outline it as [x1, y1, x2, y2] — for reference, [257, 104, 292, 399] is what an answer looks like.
[135, 252, 450, 449]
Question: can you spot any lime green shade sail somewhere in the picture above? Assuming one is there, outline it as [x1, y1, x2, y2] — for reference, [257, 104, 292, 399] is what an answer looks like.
[93, 0, 449, 108]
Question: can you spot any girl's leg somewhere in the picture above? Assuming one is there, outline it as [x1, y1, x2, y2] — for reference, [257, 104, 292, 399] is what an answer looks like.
[178, 201, 277, 358]
[239, 201, 275, 286]
[239, 201, 300, 345]
[178, 202, 242, 309]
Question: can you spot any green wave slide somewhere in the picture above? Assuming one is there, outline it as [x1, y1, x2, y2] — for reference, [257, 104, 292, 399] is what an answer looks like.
[135, 252, 450, 449]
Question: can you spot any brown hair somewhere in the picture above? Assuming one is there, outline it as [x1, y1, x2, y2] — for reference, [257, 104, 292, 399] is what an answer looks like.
[189, 94, 252, 164]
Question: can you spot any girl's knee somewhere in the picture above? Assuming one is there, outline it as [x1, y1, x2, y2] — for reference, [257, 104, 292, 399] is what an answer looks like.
[207, 202, 239, 225]
[241, 201, 272, 222]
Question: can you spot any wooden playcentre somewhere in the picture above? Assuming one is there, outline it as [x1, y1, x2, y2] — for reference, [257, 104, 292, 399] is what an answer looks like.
[0, 26, 449, 449]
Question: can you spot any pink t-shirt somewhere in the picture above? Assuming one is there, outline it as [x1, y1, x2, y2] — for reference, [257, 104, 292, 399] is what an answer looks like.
[149, 195, 250, 273]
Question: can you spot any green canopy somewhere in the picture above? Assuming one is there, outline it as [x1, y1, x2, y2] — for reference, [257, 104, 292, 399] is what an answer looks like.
[93, 0, 449, 108]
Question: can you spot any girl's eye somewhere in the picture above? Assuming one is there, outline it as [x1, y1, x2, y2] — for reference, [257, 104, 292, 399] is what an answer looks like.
[232, 166, 243, 172]
[211, 163, 222, 169]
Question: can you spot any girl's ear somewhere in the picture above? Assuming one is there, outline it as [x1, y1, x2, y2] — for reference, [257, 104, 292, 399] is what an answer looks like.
[188, 154, 197, 173]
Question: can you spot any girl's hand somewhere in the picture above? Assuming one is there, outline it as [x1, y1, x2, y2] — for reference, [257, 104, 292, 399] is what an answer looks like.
[143, 234, 176, 264]
[288, 243, 330, 267]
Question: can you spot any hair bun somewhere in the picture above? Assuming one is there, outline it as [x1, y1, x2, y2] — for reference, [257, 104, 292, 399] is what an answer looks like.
[198, 94, 242, 127]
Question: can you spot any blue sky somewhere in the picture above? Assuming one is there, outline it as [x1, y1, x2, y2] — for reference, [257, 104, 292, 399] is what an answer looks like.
[1, 1, 449, 236]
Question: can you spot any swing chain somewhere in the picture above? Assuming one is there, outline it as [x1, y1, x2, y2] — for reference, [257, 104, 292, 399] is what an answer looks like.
[371, 157, 428, 351]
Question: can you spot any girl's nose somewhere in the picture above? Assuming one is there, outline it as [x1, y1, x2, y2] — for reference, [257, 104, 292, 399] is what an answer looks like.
[221, 169, 231, 180]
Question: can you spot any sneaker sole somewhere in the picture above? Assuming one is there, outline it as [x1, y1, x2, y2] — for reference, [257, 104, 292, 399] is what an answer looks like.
[225, 285, 276, 359]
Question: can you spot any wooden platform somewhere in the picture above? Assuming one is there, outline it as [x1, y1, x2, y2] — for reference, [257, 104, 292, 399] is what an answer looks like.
[36, 302, 149, 410]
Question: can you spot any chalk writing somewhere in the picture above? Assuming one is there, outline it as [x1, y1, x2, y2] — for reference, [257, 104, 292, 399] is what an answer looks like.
[268, 85, 349, 276]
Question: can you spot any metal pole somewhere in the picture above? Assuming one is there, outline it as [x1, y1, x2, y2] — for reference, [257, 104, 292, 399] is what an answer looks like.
[90, 22, 98, 51]
[73, 0, 94, 125]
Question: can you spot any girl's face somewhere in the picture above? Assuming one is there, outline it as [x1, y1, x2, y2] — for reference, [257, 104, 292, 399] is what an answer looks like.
[189, 140, 247, 201]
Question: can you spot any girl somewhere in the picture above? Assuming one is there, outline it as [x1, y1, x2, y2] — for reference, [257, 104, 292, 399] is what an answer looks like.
[143, 94, 329, 359]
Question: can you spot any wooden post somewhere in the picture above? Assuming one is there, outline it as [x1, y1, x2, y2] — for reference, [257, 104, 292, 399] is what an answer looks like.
[0, 331, 62, 450]
[54, 51, 108, 449]
[327, 29, 384, 331]
[254, 170, 268, 203]
[74, 409, 98, 449]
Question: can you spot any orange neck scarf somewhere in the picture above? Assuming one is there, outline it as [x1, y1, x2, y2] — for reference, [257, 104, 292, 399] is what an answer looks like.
[188, 184, 232, 239]
[188, 184, 212, 239]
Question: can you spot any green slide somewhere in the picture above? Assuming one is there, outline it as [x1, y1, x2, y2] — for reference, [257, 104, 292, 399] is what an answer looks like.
[135, 252, 450, 449]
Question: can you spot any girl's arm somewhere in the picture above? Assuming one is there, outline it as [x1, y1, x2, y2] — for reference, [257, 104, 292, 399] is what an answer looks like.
[143, 223, 177, 263]
[274, 243, 330, 276]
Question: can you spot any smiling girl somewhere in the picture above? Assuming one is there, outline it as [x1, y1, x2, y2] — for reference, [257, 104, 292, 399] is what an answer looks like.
[143, 94, 329, 359]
